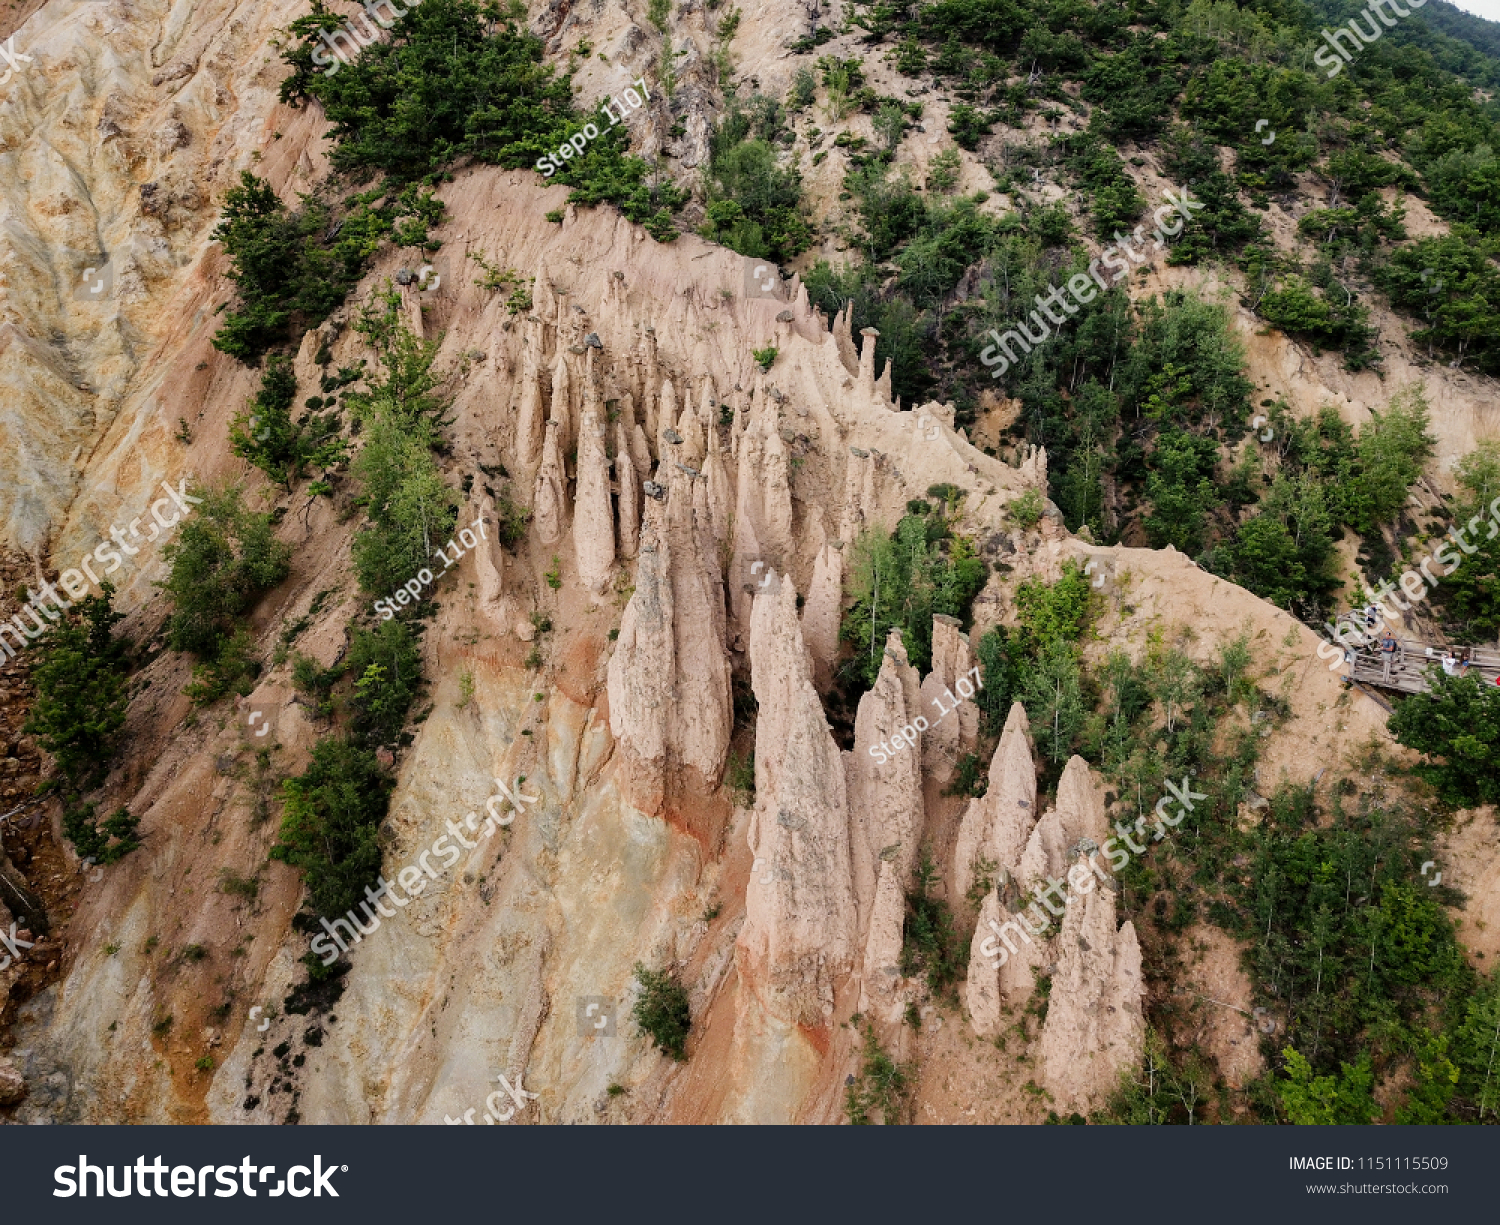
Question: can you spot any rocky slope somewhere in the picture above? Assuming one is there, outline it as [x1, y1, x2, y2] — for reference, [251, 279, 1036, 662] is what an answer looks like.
[0, 0, 1495, 1125]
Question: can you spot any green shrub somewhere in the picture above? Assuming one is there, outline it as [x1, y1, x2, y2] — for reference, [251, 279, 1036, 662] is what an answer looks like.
[210, 175, 437, 362]
[347, 291, 459, 596]
[1061, 134, 1144, 239]
[231, 354, 347, 489]
[751, 345, 778, 371]
[23, 584, 129, 792]
[725, 749, 755, 805]
[943, 751, 987, 797]
[1142, 428, 1219, 555]
[62, 802, 141, 866]
[1344, 386, 1435, 534]
[845, 1022, 912, 1124]
[894, 196, 995, 306]
[291, 650, 341, 717]
[631, 963, 692, 1061]
[788, 66, 816, 111]
[271, 737, 392, 918]
[218, 869, 261, 901]
[1388, 673, 1500, 809]
[946, 102, 991, 151]
[926, 146, 962, 193]
[699, 97, 812, 263]
[490, 485, 532, 547]
[1256, 276, 1380, 372]
[1009, 488, 1043, 528]
[184, 629, 262, 705]
[900, 852, 965, 997]
[345, 619, 425, 748]
[159, 484, 290, 661]
[1438, 442, 1500, 635]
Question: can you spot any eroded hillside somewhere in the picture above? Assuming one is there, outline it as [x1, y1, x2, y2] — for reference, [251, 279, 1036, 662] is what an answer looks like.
[1, 0, 1498, 1125]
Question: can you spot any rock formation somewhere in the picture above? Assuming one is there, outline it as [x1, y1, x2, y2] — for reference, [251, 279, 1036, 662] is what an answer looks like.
[952, 702, 1036, 906]
[1037, 874, 1145, 1113]
[736, 579, 857, 1026]
[514, 317, 547, 470]
[729, 382, 795, 637]
[532, 418, 569, 546]
[604, 456, 732, 814]
[960, 721, 1144, 1096]
[615, 419, 641, 559]
[573, 404, 615, 594]
[799, 542, 844, 689]
[844, 631, 926, 1011]
[919, 615, 979, 789]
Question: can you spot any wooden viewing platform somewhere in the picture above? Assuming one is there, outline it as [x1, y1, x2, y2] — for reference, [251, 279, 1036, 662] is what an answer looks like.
[1341, 638, 1500, 695]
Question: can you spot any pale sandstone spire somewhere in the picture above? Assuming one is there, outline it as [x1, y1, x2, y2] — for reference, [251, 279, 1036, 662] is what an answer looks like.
[699, 377, 719, 432]
[604, 462, 732, 814]
[959, 702, 1044, 1036]
[657, 376, 678, 453]
[514, 316, 547, 469]
[702, 412, 733, 551]
[549, 345, 574, 457]
[616, 419, 640, 559]
[952, 701, 1035, 905]
[1038, 877, 1144, 1112]
[920, 616, 979, 791]
[574, 404, 615, 594]
[468, 489, 504, 610]
[1017, 755, 1109, 891]
[531, 256, 558, 320]
[800, 542, 843, 690]
[531, 418, 568, 546]
[620, 391, 652, 476]
[839, 446, 878, 543]
[641, 330, 662, 448]
[858, 327, 879, 394]
[845, 632, 926, 1012]
[737, 579, 857, 1026]
[729, 395, 795, 639]
[675, 395, 705, 468]
[832, 300, 858, 375]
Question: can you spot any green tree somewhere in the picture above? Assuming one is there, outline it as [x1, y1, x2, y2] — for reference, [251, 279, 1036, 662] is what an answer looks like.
[1021, 639, 1088, 766]
[346, 290, 460, 595]
[24, 585, 129, 793]
[1277, 1047, 1378, 1125]
[345, 620, 425, 748]
[1388, 673, 1500, 808]
[230, 354, 348, 491]
[272, 737, 392, 918]
[1345, 386, 1435, 533]
[631, 963, 692, 1061]
[700, 101, 812, 263]
[840, 512, 987, 689]
[1440, 441, 1500, 634]
[1230, 473, 1338, 615]
[1379, 236, 1500, 375]
[159, 484, 291, 660]
[1143, 429, 1218, 555]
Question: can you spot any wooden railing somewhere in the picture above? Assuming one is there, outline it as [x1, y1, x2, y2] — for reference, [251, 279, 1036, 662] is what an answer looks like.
[1340, 638, 1500, 695]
